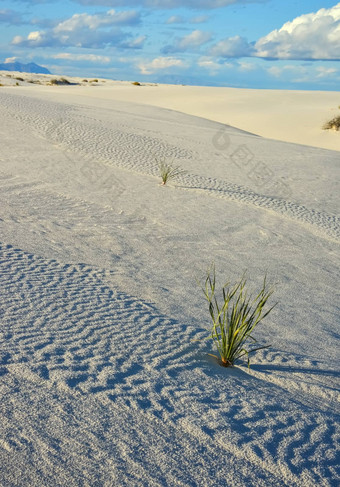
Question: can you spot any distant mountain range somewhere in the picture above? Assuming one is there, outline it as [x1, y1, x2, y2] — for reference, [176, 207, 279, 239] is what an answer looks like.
[0, 61, 51, 74]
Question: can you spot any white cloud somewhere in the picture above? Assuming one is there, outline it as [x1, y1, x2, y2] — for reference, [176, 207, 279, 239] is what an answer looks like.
[28, 31, 44, 41]
[166, 15, 184, 24]
[163, 30, 212, 53]
[255, 3, 340, 60]
[238, 61, 256, 71]
[178, 30, 211, 49]
[190, 15, 209, 24]
[197, 56, 221, 74]
[11, 9, 142, 50]
[54, 9, 139, 33]
[4, 56, 18, 63]
[267, 65, 306, 78]
[210, 36, 253, 57]
[166, 14, 209, 25]
[12, 28, 128, 48]
[120, 35, 146, 49]
[53, 53, 111, 63]
[315, 66, 338, 78]
[138, 56, 186, 75]
[12, 30, 47, 46]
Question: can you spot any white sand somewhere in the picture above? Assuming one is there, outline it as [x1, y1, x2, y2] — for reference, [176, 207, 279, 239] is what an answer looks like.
[1, 71, 339, 152]
[0, 74, 339, 486]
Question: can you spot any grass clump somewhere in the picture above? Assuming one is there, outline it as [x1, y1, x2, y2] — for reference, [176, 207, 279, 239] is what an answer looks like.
[323, 115, 340, 131]
[60, 77, 71, 84]
[49, 77, 71, 86]
[132, 81, 141, 86]
[200, 266, 275, 368]
[158, 158, 186, 185]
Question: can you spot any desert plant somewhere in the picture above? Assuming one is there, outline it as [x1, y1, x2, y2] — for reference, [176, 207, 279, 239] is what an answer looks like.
[200, 266, 275, 368]
[49, 77, 71, 86]
[323, 116, 340, 131]
[60, 77, 71, 84]
[132, 81, 141, 86]
[158, 158, 186, 185]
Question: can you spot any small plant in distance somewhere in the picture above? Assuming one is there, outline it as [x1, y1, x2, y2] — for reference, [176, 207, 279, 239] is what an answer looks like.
[323, 115, 340, 131]
[201, 265, 276, 368]
[132, 81, 141, 86]
[158, 158, 186, 185]
[49, 78, 71, 86]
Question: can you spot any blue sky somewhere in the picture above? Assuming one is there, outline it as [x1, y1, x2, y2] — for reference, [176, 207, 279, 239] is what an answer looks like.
[0, 0, 339, 89]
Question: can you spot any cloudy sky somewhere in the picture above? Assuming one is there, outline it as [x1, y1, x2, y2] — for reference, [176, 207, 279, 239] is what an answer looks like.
[0, 0, 339, 89]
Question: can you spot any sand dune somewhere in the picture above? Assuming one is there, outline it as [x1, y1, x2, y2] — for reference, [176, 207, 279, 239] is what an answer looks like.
[1, 71, 340, 152]
[0, 84, 339, 486]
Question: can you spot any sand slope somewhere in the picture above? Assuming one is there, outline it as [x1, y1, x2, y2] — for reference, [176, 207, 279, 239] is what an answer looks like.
[0, 87, 339, 486]
[1, 71, 340, 152]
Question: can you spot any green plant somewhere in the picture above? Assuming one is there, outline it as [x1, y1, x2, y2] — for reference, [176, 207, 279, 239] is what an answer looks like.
[60, 77, 71, 84]
[49, 77, 71, 86]
[158, 158, 186, 185]
[132, 81, 141, 86]
[323, 116, 340, 131]
[91, 79, 99, 83]
[201, 266, 275, 368]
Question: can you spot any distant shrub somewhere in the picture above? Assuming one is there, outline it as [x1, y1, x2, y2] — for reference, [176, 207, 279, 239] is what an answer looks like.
[91, 79, 99, 83]
[0, 83, 4, 87]
[199, 266, 275, 368]
[16, 82, 19, 86]
[60, 77, 71, 84]
[82, 79, 88, 82]
[49, 77, 71, 85]
[158, 158, 186, 185]
[132, 81, 141, 86]
[323, 116, 340, 131]
[15, 77, 24, 81]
